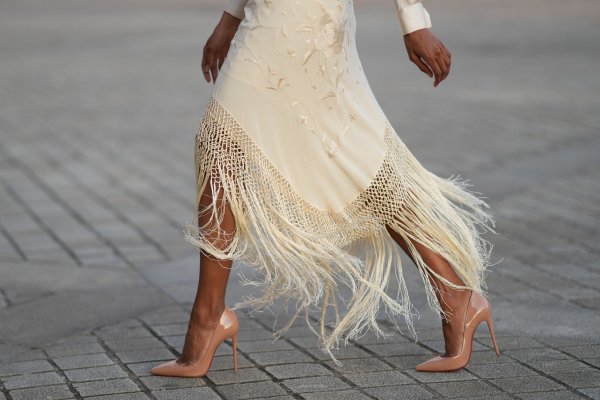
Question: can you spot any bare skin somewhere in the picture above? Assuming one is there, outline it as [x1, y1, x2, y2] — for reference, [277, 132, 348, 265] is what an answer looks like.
[179, 12, 461, 364]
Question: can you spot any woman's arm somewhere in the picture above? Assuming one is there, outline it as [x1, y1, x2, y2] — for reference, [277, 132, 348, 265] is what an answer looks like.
[201, 3, 246, 83]
[393, 0, 432, 36]
[394, 0, 451, 87]
[224, 0, 249, 21]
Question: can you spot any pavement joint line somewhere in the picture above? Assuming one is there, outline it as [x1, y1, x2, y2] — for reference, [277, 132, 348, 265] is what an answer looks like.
[93, 329, 159, 400]
[3, 291, 55, 310]
[0, 176, 82, 266]
[55, 124, 195, 211]
[0, 221, 26, 262]
[507, 252, 600, 301]
[521, 185, 600, 236]
[24, 137, 172, 266]
[136, 311, 231, 399]
[495, 206, 599, 257]
[0, 288, 12, 308]
[0, 141, 135, 267]
[372, 317, 595, 398]
[248, 310, 401, 400]
[47, 132, 189, 237]
[44, 354, 84, 400]
[0, 380, 12, 400]
[140, 307, 315, 400]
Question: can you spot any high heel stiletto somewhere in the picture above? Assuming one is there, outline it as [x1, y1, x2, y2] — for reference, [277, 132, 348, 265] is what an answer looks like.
[415, 290, 501, 372]
[150, 307, 239, 377]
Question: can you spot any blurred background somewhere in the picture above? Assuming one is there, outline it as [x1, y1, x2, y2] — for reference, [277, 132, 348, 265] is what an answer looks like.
[1, 0, 599, 398]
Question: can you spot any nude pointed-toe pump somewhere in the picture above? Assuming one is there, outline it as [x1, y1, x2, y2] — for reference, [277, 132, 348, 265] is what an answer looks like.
[415, 290, 500, 372]
[150, 307, 239, 378]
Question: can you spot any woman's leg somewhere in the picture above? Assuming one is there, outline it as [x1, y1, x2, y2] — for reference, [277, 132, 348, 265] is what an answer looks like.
[177, 175, 236, 365]
[385, 225, 471, 357]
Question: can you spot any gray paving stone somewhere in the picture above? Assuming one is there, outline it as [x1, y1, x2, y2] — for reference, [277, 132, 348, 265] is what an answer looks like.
[9, 384, 74, 400]
[503, 348, 573, 363]
[84, 393, 151, 400]
[364, 384, 435, 399]
[527, 359, 594, 376]
[245, 349, 312, 365]
[364, 342, 434, 357]
[578, 387, 600, 399]
[103, 337, 166, 352]
[3, 371, 64, 390]
[324, 357, 393, 373]
[465, 362, 539, 379]
[45, 343, 107, 358]
[247, 396, 295, 400]
[343, 370, 414, 387]
[265, 363, 333, 379]
[281, 375, 350, 393]
[73, 378, 139, 397]
[560, 345, 600, 359]
[152, 388, 221, 400]
[491, 375, 568, 394]
[53, 353, 114, 370]
[236, 339, 295, 353]
[139, 307, 190, 326]
[208, 354, 255, 371]
[516, 391, 588, 400]
[138, 375, 206, 390]
[467, 350, 513, 365]
[0, 360, 54, 377]
[115, 349, 174, 364]
[234, 328, 276, 341]
[124, 361, 160, 377]
[551, 370, 600, 389]
[386, 354, 436, 369]
[214, 381, 288, 399]
[583, 358, 600, 369]
[405, 367, 479, 383]
[206, 367, 271, 385]
[5, 350, 48, 363]
[301, 389, 373, 400]
[63, 365, 128, 382]
[428, 379, 504, 398]
[95, 326, 154, 341]
[54, 335, 100, 346]
[148, 324, 188, 337]
[484, 336, 546, 350]
[352, 333, 413, 346]
[304, 345, 372, 360]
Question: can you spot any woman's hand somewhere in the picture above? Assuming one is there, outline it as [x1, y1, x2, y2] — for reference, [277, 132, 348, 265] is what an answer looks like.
[403, 28, 451, 87]
[202, 12, 242, 84]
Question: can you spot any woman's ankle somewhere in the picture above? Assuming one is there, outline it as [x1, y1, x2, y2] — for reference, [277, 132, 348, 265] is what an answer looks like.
[189, 303, 226, 325]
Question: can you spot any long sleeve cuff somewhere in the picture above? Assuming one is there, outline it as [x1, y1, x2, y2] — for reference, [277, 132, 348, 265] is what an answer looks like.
[394, 0, 432, 35]
[224, 0, 247, 20]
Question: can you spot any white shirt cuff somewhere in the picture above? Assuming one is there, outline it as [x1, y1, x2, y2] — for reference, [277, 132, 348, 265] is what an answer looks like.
[394, 1, 432, 35]
[224, 0, 247, 20]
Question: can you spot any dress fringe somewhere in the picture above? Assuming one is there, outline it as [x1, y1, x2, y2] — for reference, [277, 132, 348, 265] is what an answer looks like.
[184, 96, 499, 366]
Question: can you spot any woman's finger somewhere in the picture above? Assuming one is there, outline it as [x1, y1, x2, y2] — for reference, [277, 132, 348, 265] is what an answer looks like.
[436, 51, 449, 82]
[210, 61, 219, 83]
[409, 52, 433, 78]
[424, 54, 443, 86]
[202, 47, 212, 83]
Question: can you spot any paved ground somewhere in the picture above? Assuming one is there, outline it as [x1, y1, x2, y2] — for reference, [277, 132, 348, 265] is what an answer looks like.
[1, 0, 599, 398]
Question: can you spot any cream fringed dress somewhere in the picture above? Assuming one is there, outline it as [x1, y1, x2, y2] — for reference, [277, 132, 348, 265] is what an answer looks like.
[185, 0, 498, 365]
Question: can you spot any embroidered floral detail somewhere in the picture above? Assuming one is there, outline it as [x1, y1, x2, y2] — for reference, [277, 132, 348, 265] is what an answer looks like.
[314, 8, 345, 57]
[234, 0, 358, 158]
